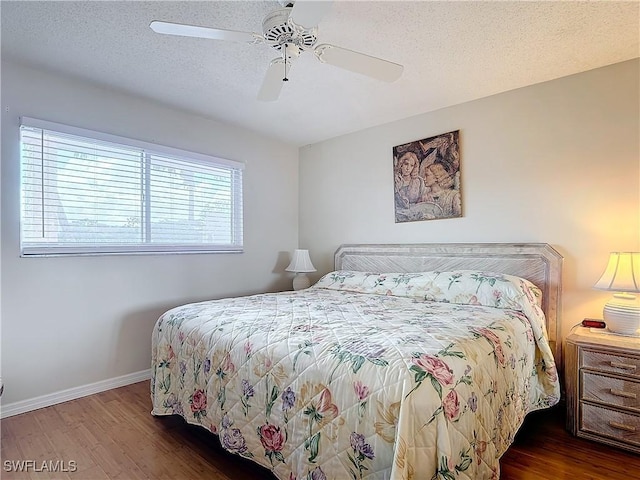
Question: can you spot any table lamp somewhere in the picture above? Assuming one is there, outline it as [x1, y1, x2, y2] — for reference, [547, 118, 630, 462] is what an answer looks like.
[286, 249, 316, 290]
[593, 252, 640, 335]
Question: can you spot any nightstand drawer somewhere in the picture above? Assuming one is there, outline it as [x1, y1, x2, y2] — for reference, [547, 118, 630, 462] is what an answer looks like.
[581, 403, 640, 447]
[582, 349, 640, 378]
[582, 371, 640, 412]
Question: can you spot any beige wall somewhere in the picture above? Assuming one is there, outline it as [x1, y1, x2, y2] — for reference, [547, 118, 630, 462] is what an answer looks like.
[1, 58, 638, 408]
[299, 59, 640, 343]
[0, 61, 299, 405]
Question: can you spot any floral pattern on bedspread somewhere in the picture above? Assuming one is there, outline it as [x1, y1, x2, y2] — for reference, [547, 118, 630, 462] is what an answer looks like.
[151, 271, 560, 480]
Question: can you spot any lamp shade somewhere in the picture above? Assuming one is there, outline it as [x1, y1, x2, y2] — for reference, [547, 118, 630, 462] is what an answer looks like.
[286, 249, 316, 273]
[594, 252, 640, 335]
[593, 252, 640, 292]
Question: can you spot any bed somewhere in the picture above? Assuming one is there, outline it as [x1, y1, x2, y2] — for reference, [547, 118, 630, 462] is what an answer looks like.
[151, 243, 563, 479]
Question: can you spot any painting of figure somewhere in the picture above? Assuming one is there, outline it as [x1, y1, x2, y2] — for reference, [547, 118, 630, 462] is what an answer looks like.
[393, 130, 461, 223]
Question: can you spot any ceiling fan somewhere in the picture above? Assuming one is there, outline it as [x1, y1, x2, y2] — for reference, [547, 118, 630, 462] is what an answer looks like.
[150, 0, 404, 101]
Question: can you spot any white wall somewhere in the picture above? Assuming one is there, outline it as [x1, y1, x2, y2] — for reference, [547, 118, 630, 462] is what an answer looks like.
[299, 59, 640, 343]
[0, 61, 299, 405]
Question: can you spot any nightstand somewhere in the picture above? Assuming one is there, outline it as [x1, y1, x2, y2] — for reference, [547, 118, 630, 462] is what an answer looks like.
[565, 327, 640, 454]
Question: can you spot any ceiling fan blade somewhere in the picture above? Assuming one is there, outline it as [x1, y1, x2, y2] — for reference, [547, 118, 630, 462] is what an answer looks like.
[314, 44, 403, 82]
[150, 21, 261, 44]
[258, 58, 293, 102]
[289, 0, 333, 28]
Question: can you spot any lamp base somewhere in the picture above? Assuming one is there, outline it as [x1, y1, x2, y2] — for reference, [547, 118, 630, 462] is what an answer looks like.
[603, 293, 640, 335]
[292, 273, 311, 291]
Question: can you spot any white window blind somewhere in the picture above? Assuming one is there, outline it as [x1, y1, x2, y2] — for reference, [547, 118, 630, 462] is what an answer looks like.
[20, 117, 243, 256]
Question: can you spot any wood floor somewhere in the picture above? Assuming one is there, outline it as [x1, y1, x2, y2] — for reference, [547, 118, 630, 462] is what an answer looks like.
[1, 381, 638, 479]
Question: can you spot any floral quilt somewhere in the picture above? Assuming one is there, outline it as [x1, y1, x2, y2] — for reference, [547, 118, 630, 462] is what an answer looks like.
[151, 270, 560, 480]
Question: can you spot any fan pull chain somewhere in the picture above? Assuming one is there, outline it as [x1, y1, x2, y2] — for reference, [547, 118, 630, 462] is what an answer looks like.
[283, 43, 289, 82]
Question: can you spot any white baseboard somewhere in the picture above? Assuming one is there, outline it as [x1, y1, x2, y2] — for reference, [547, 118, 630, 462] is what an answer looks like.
[0, 369, 151, 419]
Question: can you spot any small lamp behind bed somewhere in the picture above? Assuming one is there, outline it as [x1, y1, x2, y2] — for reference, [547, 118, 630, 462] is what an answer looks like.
[286, 249, 316, 290]
[594, 252, 640, 335]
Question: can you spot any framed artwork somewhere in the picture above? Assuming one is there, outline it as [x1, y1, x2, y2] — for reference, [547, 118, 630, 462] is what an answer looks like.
[393, 130, 461, 223]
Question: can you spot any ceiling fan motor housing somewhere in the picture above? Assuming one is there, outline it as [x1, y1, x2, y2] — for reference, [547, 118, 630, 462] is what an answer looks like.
[262, 7, 317, 53]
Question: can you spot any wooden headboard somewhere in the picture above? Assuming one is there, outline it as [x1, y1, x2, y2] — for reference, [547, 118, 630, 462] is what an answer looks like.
[334, 243, 563, 367]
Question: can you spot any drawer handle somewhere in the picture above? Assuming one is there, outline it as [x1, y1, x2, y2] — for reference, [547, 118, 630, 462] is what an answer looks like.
[610, 361, 637, 371]
[609, 421, 637, 433]
[610, 389, 637, 399]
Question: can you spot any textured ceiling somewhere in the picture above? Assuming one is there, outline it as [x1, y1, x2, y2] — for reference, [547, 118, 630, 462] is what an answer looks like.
[1, 1, 639, 146]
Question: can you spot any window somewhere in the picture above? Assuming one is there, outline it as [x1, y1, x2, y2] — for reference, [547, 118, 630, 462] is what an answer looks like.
[20, 117, 243, 256]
